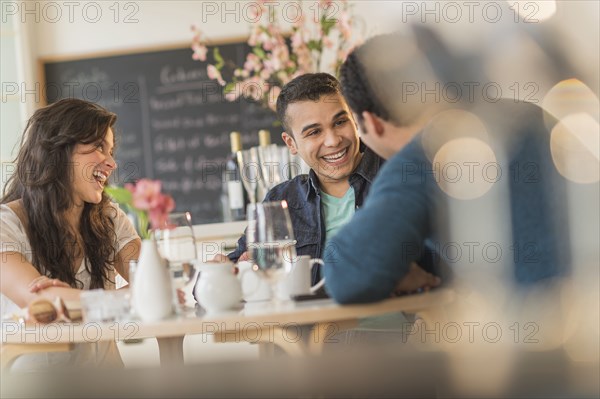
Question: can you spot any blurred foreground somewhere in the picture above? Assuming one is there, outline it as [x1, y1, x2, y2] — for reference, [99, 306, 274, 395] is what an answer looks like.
[2, 341, 598, 398]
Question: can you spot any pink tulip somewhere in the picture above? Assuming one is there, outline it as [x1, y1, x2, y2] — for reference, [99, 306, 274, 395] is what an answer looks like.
[115, 178, 177, 238]
[131, 179, 162, 210]
[148, 193, 176, 230]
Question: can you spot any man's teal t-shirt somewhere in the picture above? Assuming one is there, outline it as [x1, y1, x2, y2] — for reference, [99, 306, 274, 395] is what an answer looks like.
[321, 186, 355, 245]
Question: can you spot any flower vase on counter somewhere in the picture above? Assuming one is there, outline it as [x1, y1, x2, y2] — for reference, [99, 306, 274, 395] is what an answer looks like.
[133, 238, 173, 322]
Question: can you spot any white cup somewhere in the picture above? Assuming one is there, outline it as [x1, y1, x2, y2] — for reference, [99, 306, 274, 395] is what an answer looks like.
[278, 255, 325, 299]
[238, 261, 271, 302]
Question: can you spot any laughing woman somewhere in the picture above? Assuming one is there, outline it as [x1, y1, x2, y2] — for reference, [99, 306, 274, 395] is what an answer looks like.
[0, 98, 141, 369]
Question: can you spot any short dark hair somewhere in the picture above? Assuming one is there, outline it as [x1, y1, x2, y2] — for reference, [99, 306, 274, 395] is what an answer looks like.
[339, 33, 438, 128]
[276, 73, 342, 134]
[339, 49, 391, 126]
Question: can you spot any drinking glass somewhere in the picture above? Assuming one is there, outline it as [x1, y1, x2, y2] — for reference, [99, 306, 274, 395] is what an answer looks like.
[237, 147, 261, 203]
[257, 143, 284, 191]
[154, 212, 198, 311]
[246, 201, 296, 303]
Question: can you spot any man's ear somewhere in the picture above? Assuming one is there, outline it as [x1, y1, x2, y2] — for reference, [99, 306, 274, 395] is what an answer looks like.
[281, 132, 298, 155]
[362, 111, 385, 137]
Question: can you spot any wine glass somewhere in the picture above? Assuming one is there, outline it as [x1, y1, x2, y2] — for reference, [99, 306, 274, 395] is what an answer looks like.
[154, 212, 198, 311]
[237, 147, 262, 203]
[246, 201, 296, 304]
[257, 143, 284, 191]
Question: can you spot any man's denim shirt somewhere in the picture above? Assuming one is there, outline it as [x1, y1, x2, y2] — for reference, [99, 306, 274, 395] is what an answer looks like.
[228, 145, 384, 285]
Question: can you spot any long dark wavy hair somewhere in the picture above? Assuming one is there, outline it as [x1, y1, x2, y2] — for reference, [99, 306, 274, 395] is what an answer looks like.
[2, 98, 119, 289]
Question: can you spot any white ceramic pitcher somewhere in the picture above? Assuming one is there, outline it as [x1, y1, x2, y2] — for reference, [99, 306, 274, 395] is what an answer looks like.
[194, 261, 242, 312]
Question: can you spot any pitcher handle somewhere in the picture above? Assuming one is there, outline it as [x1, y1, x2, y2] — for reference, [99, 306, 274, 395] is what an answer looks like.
[309, 258, 326, 293]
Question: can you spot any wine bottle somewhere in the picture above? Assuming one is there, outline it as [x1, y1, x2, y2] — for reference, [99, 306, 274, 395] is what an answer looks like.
[258, 129, 271, 147]
[222, 131, 246, 222]
[256, 130, 273, 201]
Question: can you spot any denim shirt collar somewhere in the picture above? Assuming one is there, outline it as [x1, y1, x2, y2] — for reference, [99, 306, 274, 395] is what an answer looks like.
[306, 142, 381, 200]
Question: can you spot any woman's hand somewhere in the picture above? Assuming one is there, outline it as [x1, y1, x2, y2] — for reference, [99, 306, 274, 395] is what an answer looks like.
[28, 276, 70, 293]
[210, 254, 231, 263]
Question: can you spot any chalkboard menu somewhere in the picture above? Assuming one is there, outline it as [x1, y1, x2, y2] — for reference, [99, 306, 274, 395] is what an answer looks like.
[43, 42, 280, 224]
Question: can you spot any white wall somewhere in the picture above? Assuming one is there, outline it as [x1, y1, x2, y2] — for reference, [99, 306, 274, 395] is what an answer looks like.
[1, 10, 33, 192]
[30, 1, 399, 57]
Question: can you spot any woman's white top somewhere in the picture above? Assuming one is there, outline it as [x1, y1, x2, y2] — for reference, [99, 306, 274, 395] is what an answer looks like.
[0, 202, 138, 369]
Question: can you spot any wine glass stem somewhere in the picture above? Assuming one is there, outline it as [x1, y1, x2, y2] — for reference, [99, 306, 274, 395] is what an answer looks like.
[270, 281, 286, 308]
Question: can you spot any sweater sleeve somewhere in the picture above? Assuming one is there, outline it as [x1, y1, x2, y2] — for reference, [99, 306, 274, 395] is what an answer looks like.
[323, 139, 433, 303]
[227, 234, 247, 263]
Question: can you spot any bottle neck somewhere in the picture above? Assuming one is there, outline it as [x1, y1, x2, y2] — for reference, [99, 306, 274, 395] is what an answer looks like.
[230, 132, 242, 153]
[258, 130, 271, 147]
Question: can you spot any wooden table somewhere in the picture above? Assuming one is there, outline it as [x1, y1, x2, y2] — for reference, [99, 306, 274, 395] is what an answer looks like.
[1, 288, 454, 368]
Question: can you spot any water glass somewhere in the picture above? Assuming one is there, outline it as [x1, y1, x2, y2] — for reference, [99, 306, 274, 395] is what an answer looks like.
[154, 212, 198, 311]
[128, 260, 138, 316]
[80, 289, 131, 322]
[246, 201, 296, 302]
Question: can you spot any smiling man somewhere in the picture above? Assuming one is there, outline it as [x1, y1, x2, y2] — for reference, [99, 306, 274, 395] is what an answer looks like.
[225, 73, 441, 292]
[280, 77, 363, 199]
[228, 73, 383, 285]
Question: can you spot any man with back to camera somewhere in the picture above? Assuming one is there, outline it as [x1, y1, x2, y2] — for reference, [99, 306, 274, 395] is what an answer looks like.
[220, 72, 441, 292]
[323, 31, 571, 304]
